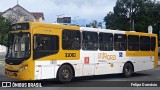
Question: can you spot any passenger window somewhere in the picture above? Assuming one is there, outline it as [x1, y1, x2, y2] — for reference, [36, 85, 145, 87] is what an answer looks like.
[114, 34, 127, 51]
[140, 36, 150, 51]
[82, 31, 98, 50]
[128, 35, 139, 51]
[62, 30, 81, 50]
[33, 34, 59, 60]
[151, 37, 156, 51]
[99, 33, 113, 51]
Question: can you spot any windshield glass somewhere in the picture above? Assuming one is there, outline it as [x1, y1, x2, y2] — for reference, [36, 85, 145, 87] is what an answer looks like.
[6, 32, 30, 59]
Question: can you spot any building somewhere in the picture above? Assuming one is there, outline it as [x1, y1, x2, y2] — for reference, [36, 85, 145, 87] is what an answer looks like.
[0, 4, 45, 23]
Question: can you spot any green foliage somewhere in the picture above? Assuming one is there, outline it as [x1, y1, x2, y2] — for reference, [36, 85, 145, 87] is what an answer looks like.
[87, 20, 102, 28]
[104, 0, 160, 33]
[0, 16, 11, 46]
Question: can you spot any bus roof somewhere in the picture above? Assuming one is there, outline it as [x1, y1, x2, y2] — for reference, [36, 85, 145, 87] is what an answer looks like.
[13, 22, 157, 36]
[29, 22, 80, 30]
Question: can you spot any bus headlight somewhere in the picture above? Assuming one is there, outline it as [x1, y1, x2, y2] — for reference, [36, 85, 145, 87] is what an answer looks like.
[19, 65, 28, 72]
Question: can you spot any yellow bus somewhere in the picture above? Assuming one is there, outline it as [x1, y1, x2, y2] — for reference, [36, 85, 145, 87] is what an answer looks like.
[5, 22, 158, 83]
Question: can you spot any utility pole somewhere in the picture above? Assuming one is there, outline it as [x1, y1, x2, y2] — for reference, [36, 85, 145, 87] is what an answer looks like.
[129, 0, 134, 31]
[130, 0, 132, 31]
[17, 0, 19, 5]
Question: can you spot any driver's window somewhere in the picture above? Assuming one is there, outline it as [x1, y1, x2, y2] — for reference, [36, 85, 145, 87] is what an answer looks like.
[33, 34, 59, 60]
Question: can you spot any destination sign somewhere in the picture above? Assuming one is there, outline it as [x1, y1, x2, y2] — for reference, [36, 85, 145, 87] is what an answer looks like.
[9, 23, 29, 31]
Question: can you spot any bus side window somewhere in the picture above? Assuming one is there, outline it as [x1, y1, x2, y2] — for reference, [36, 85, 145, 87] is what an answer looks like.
[34, 35, 46, 51]
[34, 35, 39, 50]
[33, 34, 59, 60]
[140, 36, 150, 51]
[151, 37, 156, 51]
[128, 35, 139, 51]
[62, 30, 81, 50]
[99, 33, 113, 51]
[82, 31, 98, 50]
[114, 34, 127, 51]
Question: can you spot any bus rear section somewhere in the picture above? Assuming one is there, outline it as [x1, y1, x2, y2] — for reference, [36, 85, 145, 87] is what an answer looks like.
[126, 31, 158, 71]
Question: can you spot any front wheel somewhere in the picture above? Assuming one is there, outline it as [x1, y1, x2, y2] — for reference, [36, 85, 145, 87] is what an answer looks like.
[123, 63, 133, 78]
[57, 65, 73, 83]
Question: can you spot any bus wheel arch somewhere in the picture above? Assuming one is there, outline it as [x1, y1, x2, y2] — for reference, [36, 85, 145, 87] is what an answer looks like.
[56, 63, 75, 83]
[123, 61, 134, 78]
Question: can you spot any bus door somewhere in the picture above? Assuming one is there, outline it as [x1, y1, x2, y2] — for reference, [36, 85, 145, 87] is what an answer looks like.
[95, 33, 114, 75]
[81, 31, 98, 76]
[32, 27, 61, 79]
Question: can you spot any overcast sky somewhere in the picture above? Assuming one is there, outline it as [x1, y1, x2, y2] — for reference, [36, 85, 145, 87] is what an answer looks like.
[0, 0, 159, 26]
[0, 0, 117, 26]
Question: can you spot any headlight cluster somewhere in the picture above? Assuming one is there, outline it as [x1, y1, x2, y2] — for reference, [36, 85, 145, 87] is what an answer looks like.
[19, 65, 28, 72]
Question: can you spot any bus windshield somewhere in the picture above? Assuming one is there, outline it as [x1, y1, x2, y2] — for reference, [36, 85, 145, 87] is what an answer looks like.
[6, 32, 30, 59]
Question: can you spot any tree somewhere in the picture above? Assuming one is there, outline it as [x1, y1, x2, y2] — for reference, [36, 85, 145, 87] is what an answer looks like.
[87, 20, 102, 28]
[104, 0, 160, 33]
[0, 16, 11, 46]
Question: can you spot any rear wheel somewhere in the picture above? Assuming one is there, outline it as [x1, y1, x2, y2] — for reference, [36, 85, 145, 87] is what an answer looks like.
[123, 63, 133, 78]
[57, 65, 73, 83]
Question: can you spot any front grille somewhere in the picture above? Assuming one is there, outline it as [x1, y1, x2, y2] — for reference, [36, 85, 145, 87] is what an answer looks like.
[5, 69, 18, 72]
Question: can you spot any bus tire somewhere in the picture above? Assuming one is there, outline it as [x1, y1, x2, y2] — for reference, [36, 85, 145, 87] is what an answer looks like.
[123, 63, 133, 78]
[57, 65, 73, 83]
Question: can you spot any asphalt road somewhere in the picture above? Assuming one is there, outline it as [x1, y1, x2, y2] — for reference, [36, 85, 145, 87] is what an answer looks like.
[0, 65, 160, 90]
[0, 66, 160, 81]
[0, 52, 160, 90]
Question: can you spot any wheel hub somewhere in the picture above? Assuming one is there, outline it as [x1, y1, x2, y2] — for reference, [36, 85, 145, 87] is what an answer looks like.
[125, 66, 130, 74]
[62, 69, 70, 79]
